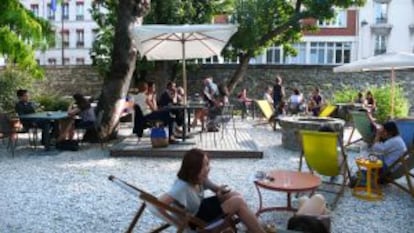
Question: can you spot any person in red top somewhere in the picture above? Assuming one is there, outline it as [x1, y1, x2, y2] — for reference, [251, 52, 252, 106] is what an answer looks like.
[237, 88, 253, 119]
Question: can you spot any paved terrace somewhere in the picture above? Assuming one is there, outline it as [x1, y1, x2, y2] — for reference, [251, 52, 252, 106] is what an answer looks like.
[0, 118, 413, 233]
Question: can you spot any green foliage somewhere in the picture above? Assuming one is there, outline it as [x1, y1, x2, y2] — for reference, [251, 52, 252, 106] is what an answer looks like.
[0, 0, 55, 79]
[34, 95, 71, 111]
[89, 0, 232, 78]
[0, 68, 34, 113]
[333, 84, 410, 123]
[226, 0, 366, 59]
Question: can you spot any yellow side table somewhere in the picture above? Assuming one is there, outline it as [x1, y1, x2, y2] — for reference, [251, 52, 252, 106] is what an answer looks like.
[352, 158, 383, 201]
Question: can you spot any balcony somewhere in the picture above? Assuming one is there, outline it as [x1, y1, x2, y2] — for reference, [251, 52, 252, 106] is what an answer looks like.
[374, 0, 391, 3]
[371, 22, 392, 35]
[76, 41, 84, 48]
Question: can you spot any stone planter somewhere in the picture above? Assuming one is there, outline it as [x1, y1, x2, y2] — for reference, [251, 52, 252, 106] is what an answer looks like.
[279, 116, 345, 151]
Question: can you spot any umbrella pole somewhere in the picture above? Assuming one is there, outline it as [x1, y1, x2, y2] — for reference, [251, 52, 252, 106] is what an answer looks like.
[182, 40, 187, 105]
[391, 68, 395, 118]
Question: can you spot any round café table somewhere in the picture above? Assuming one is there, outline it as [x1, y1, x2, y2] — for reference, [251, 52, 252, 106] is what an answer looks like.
[254, 170, 321, 216]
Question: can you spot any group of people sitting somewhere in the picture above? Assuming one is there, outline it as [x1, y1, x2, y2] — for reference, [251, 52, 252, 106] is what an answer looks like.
[14, 89, 97, 149]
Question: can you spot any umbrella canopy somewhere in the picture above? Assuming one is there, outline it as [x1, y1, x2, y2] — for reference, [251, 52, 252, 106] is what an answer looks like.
[333, 52, 414, 117]
[333, 52, 414, 72]
[132, 24, 238, 104]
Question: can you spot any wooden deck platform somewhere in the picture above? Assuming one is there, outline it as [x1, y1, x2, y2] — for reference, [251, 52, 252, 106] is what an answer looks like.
[110, 123, 263, 159]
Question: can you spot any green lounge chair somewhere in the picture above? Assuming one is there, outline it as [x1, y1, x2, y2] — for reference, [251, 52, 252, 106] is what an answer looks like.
[346, 111, 375, 147]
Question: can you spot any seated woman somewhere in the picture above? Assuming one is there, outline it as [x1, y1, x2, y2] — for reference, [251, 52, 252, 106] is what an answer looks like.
[237, 88, 253, 119]
[158, 148, 267, 233]
[132, 81, 176, 143]
[288, 88, 305, 114]
[364, 90, 376, 113]
[57, 93, 96, 142]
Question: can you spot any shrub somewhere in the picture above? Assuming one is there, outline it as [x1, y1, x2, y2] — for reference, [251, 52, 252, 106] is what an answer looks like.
[35, 95, 71, 111]
[332, 84, 410, 123]
[0, 69, 35, 113]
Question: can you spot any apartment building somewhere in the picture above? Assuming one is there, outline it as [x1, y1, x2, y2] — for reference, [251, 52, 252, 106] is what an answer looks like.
[3, 1, 413, 67]
[20, 0, 98, 66]
[357, 0, 414, 59]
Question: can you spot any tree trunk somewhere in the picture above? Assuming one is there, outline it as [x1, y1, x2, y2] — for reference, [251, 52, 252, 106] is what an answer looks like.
[227, 53, 250, 94]
[97, 0, 150, 140]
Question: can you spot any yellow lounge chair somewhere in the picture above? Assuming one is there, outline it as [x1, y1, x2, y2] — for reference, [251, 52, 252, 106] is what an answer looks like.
[318, 105, 337, 117]
[299, 130, 350, 208]
[254, 100, 276, 129]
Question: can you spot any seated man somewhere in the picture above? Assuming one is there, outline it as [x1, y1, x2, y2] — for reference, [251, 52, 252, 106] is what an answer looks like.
[158, 81, 184, 134]
[15, 89, 52, 146]
[350, 121, 407, 187]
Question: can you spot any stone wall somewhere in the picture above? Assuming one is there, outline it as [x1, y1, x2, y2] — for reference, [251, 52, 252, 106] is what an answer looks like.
[30, 65, 414, 110]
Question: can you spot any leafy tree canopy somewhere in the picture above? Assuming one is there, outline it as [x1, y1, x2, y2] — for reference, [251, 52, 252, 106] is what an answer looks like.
[90, 0, 234, 78]
[0, 0, 55, 78]
[228, 0, 366, 58]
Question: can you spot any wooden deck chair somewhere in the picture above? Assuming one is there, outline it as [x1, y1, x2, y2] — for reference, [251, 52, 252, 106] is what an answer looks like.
[380, 119, 414, 197]
[318, 105, 337, 117]
[299, 130, 350, 208]
[345, 111, 375, 147]
[0, 113, 17, 156]
[254, 100, 275, 129]
[108, 175, 239, 233]
[381, 149, 414, 197]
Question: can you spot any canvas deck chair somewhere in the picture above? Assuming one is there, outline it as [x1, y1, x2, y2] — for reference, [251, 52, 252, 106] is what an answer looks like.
[346, 111, 375, 147]
[299, 130, 350, 208]
[108, 175, 239, 233]
[254, 100, 276, 129]
[318, 105, 337, 117]
[380, 119, 414, 197]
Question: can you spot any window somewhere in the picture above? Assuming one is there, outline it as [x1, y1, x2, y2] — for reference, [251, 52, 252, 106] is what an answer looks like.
[319, 9, 347, 28]
[374, 3, 388, 23]
[64, 57, 70, 65]
[286, 43, 306, 64]
[76, 2, 84, 20]
[30, 4, 39, 16]
[47, 4, 55, 20]
[374, 35, 387, 55]
[266, 46, 282, 64]
[48, 58, 57, 65]
[63, 3, 69, 20]
[310, 42, 326, 64]
[62, 30, 70, 48]
[76, 58, 85, 65]
[310, 42, 351, 64]
[92, 28, 99, 42]
[35, 59, 40, 65]
[205, 56, 219, 64]
[76, 29, 84, 47]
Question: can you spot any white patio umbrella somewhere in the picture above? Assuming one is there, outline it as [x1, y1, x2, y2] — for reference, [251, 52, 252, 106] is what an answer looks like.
[333, 52, 414, 116]
[132, 24, 238, 104]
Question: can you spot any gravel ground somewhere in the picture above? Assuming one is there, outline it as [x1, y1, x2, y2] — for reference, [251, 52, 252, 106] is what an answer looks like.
[1, 120, 413, 233]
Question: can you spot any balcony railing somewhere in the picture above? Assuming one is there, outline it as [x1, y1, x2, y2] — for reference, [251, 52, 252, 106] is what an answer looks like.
[76, 41, 84, 48]
[374, 48, 387, 55]
[375, 17, 387, 24]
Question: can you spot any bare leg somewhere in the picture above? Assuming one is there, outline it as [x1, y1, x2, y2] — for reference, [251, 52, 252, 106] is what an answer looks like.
[221, 196, 265, 233]
[57, 118, 74, 142]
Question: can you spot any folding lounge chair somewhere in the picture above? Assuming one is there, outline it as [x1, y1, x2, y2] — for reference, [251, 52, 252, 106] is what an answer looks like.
[0, 113, 17, 156]
[254, 100, 276, 129]
[318, 105, 337, 117]
[346, 111, 375, 147]
[108, 175, 239, 233]
[299, 130, 350, 208]
[380, 119, 414, 197]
